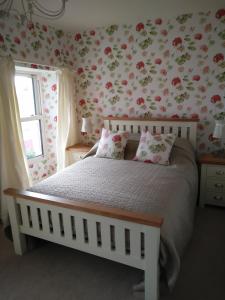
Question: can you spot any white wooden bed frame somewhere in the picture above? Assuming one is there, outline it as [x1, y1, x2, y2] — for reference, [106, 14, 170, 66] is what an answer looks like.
[4, 117, 198, 300]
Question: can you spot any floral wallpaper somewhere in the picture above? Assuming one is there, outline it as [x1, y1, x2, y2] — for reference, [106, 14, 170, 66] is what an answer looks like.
[28, 70, 58, 184]
[67, 9, 225, 154]
[0, 14, 69, 67]
[0, 14, 60, 183]
[14, 62, 58, 184]
[1, 8, 225, 183]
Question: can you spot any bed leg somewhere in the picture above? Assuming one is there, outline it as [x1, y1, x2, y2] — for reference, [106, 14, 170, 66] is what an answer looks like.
[7, 196, 27, 255]
[144, 227, 160, 300]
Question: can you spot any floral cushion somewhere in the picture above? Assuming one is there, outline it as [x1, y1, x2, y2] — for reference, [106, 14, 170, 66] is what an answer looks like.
[134, 131, 176, 165]
[95, 128, 129, 159]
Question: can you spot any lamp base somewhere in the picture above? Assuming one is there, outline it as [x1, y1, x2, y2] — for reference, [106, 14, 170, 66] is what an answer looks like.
[212, 149, 225, 158]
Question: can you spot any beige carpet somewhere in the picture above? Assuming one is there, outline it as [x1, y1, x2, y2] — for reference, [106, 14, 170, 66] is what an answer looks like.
[0, 206, 225, 300]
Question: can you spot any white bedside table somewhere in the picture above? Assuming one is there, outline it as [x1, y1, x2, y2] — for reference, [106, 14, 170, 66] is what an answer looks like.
[199, 153, 225, 207]
[66, 143, 93, 164]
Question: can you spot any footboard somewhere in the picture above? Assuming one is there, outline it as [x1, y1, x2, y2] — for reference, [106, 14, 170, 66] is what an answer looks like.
[4, 188, 163, 300]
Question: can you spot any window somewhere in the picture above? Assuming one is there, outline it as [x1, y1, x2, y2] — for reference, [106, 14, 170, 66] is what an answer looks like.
[15, 71, 45, 160]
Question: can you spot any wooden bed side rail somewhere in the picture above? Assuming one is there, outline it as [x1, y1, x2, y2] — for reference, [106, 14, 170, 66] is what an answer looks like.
[4, 188, 163, 228]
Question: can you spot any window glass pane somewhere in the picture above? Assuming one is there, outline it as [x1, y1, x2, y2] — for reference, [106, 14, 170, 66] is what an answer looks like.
[15, 75, 36, 118]
[21, 120, 43, 159]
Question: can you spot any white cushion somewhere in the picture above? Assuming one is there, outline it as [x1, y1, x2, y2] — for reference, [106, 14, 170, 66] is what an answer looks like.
[134, 131, 176, 165]
[95, 128, 129, 159]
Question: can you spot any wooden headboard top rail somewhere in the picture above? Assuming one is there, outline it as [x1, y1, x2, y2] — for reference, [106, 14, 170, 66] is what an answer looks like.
[103, 116, 199, 122]
[103, 116, 198, 149]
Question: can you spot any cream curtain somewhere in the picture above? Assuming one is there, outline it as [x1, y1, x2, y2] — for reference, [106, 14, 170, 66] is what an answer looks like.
[57, 68, 79, 171]
[0, 56, 31, 226]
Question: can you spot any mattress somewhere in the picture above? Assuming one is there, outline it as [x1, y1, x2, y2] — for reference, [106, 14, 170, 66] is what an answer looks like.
[29, 138, 198, 288]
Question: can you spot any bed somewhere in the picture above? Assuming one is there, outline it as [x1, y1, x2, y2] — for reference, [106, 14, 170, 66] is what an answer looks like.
[4, 117, 198, 300]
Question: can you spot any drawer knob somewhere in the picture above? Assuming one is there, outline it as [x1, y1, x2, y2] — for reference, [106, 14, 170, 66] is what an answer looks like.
[216, 170, 225, 175]
[214, 183, 224, 188]
[214, 195, 223, 201]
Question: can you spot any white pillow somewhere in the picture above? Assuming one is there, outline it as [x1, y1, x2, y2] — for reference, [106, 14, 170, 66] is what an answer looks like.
[95, 128, 129, 159]
[134, 131, 176, 165]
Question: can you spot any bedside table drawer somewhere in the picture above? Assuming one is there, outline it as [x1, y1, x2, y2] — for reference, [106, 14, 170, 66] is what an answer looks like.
[205, 192, 225, 207]
[206, 165, 225, 178]
[199, 154, 225, 208]
[206, 179, 225, 193]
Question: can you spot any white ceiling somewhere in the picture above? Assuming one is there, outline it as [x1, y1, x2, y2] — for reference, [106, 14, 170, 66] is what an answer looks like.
[13, 0, 225, 31]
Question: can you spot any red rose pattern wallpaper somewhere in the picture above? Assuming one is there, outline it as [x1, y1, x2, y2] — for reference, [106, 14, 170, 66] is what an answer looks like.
[0, 9, 225, 184]
[0, 15, 69, 67]
[30, 71, 58, 184]
[67, 9, 225, 153]
[17, 64, 58, 184]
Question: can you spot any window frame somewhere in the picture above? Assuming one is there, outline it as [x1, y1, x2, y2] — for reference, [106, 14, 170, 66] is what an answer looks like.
[15, 68, 47, 162]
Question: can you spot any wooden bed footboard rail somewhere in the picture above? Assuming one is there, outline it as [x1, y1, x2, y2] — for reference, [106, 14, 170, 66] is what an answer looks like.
[4, 188, 163, 300]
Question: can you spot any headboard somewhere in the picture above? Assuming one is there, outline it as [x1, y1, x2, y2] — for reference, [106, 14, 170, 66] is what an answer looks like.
[103, 117, 199, 149]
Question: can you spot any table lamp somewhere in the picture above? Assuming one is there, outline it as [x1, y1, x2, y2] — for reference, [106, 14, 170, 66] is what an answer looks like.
[213, 119, 225, 157]
[81, 117, 92, 134]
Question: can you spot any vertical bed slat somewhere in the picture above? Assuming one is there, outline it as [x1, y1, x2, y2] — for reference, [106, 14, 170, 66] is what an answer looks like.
[155, 126, 161, 134]
[130, 230, 141, 259]
[51, 211, 63, 239]
[180, 125, 187, 138]
[112, 123, 117, 131]
[74, 215, 85, 245]
[189, 125, 196, 148]
[133, 125, 139, 134]
[101, 222, 111, 252]
[63, 212, 73, 241]
[172, 126, 178, 136]
[163, 126, 170, 134]
[87, 219, 97, 248]
[40, 207, 51, 235]
[129, 125, 134, 133]
[149, 125, 154, 134]
[30, 206, 40, 232]
[114, 225, 126, 255]
[20, 203, 30, 229]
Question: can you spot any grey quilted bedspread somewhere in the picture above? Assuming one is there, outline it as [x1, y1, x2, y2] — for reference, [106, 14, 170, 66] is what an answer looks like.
[29, 140, 198, 288]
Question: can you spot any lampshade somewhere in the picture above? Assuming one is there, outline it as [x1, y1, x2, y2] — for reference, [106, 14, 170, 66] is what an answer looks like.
[213, 120, 225, 139]
[81, 117, 92, 133]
